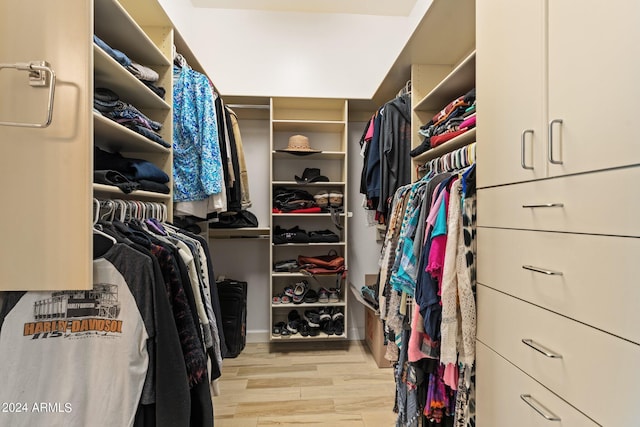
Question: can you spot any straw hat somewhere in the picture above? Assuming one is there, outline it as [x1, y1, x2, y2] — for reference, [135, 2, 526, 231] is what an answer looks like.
[276, 135, 321, 155]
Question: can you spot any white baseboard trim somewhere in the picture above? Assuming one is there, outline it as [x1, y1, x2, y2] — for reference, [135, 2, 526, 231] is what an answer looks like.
[247, 330, 270, 343]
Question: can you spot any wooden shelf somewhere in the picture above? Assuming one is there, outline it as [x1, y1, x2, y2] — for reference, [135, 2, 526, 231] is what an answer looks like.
[272, 181, 346, 187]
[94, 0, 170, 66]
[93, 113, 170, 154]
[414, 51, 476, 112]
[272, 213, 347, 218]
[272, 120, 345, 133]
[94, 44, 170, 111]
[270, 333, 347, 341]
[272, 151, 345, 160]
[412, 128, 476, 164]
[209, 227, 270, 239]
[93, 183, 171, 200]
[273, 242, 345, 247]
[271, 301, 346, 309]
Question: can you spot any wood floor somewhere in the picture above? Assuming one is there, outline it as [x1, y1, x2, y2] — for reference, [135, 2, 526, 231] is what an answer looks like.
[213, 340, 398, 426]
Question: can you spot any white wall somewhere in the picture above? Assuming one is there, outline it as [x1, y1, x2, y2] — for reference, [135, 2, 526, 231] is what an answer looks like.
[347, 121, 384, 339]
[159, 0, 432, 98]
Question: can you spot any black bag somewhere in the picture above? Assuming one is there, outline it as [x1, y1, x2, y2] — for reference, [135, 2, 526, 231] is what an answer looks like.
[209, 210, 258, 229]
[216, 278, 247, 358]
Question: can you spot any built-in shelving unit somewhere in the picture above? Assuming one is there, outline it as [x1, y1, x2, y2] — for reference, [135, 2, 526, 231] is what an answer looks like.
[270, 97, 349, 342]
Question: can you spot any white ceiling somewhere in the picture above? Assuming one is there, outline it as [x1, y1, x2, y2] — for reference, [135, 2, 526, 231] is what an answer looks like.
[190, 0, 418, 16]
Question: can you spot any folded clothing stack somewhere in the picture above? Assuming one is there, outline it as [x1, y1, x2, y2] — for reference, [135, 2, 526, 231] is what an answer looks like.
[94, 146, 170, 194]
[410, 88, 476, 157]
[93, 34, 165, 99]
[94, 88, 169, 148]
[272, 226, 340, 244]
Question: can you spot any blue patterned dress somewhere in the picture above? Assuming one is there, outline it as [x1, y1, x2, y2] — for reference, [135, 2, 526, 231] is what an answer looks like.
[173, 65, 224, 202]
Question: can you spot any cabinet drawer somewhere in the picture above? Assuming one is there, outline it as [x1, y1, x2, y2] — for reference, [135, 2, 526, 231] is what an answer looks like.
[477, 228, 640, 344]
[476, 342, 598, 427]
[477, 166, 640, 237]
[477, 285, 640, 426]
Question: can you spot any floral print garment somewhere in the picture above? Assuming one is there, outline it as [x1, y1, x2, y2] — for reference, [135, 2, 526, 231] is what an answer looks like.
[173, 66, 224, 202]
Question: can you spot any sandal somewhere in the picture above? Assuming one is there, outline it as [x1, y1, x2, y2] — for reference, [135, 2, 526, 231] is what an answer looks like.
[294, 280, 309, 296]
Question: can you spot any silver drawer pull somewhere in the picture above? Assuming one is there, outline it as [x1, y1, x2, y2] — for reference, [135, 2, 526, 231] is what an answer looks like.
[522, 339, 563, 358]
[522, 265, 563, 276]
[520, 394, 562, 421]
[522, 203, 564, 208]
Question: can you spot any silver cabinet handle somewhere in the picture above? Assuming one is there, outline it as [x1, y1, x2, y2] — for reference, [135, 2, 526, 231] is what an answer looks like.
[548, 119, 564, 165]
[522, 265, 563, 276]
[522, 203, 564, 208]
[522, 339, 563, 358]
[520, 394, 562, 421]
[0, 61, 56, 128]
[521, 129, 534, 170]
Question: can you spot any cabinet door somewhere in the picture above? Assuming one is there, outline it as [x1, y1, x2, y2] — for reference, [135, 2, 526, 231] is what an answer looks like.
[0, 0, 92, 290]
[547, 0, 640, 176]
[476, 0, 546, 188]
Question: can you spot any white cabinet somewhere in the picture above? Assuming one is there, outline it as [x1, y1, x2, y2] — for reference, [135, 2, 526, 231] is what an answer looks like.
[476, 0, 640, 424]
[269, 97, 349, 341]
[477, 0, 640, 188]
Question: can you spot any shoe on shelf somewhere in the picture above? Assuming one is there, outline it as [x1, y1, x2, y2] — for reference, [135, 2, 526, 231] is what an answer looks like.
[299, 320, 310, 337]
[272, 294, 282, 304]
[313, 191, 329, 208]
[283, 286, 295, 298]
[281, 294, 291, 304]
[304, 289, 319, 304]
[318, 288, 330, 304]
[287, 310, 301, 334]
[303, 309, 321, 328]
[329, 191, 343, 208]
[331, 307, 344, 321]
[294, 280, 309, 296]
[321, 318, 335, 336]
[318, 307, 332, 322]
[272, 321, 286, 336]
[333, 318, 345, 336]
[273, 259, 299, 272]
[328, 288, 339, 303]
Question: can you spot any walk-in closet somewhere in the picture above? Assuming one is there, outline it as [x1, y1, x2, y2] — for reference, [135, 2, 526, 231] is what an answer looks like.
[1, 0, 637, 426]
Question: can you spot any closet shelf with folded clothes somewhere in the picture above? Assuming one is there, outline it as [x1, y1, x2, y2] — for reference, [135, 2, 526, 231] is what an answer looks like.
[272, 181, 346, 187]
[93, 184, 172, 200]
[412, 128, 476, 164]
[94, 113, 171, 153]
[272, 213, 348, 217]
[94, 45, 170, 110]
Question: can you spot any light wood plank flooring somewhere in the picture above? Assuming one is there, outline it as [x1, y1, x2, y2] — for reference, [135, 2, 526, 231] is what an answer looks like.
[213, 340, 397, 426]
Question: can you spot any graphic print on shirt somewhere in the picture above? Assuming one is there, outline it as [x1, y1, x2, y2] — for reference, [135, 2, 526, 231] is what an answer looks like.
[22, 283, 124, 340]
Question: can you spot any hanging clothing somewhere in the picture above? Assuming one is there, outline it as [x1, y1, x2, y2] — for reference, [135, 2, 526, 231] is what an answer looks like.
[172, 65, 224, 204]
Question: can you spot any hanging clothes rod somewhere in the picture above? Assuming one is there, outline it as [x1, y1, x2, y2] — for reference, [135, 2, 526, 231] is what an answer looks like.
[226, 104, 270, 110]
